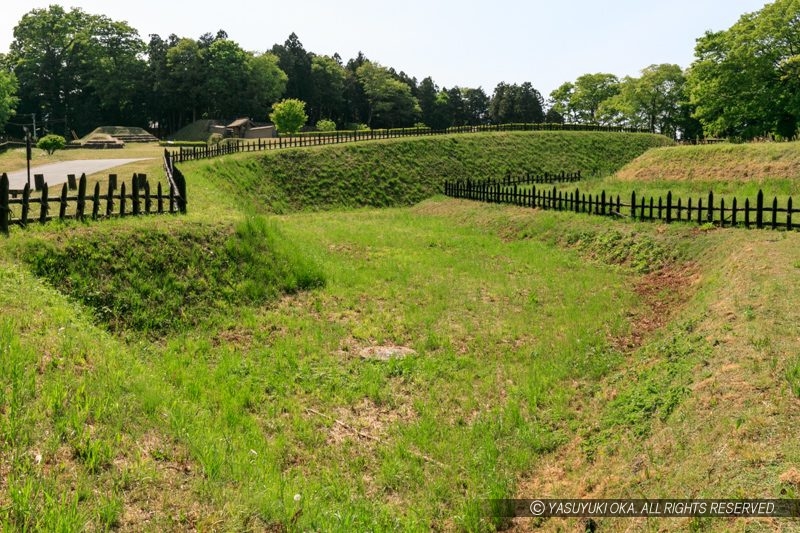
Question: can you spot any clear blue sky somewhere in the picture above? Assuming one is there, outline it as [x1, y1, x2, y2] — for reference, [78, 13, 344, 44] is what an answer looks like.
[1, 0, 769, 96]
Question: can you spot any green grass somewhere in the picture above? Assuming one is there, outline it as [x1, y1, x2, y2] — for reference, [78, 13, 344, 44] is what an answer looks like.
[578, 141, 800, 203]
[3, 131, 799, 531]
[118, 204, 647, 530]
[0, 198, 662, 530]
[187, 131, 672, 213]
[12, 218, 324, 335]
[617, 141, 800, 182]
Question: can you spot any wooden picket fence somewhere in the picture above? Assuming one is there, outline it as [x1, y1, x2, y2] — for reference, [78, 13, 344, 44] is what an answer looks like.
[497, 170, 582, 186]
[444, 179, 799, 231]
[0, 151, 187, 234]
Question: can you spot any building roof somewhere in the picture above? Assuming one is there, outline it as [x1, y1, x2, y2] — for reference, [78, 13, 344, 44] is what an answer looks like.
[227, 118, 253, 128]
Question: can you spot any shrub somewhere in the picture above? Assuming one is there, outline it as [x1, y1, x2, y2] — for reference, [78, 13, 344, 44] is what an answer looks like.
[208, 133, 224, 146]
[269, 99, 308, 134]
[316, 119, 337, 132]
[37, 134, 66, 155]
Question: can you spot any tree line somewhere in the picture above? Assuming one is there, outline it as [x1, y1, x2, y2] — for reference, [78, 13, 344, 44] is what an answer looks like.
[0, 1, 798, 141]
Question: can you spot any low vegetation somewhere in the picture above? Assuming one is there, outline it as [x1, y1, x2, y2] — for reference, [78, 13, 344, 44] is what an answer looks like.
[191, 131, 671, 212]
[617, 141, 800, 183]
[13, 218, 324, 334]
[544, 141, 800, 211]
[1, 131, 798, 531]
[35, 134, 66, 155]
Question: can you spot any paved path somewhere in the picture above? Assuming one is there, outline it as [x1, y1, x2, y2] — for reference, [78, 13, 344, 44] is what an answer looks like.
[2, 159, 154, 189]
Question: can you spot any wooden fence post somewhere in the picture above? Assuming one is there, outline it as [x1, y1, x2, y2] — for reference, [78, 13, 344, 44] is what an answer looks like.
[21, 184, 30, 226]
[745, 199, 751, 228]
[120, 183, 127, 217]
[76, 174, 87, 220]
[132, 173, 140, 216]
[39, 183, 49, 223]
[667, 191, 672, 224]
[788, 197, 793, 230]
[731, 197, 737, 226]
[174, 166, 187, 214]
[106, 180, 114, 217]
[92, 183, 100, 220]
[144, 181, 152, 213]
[157, 183, 164, 213]
[707, 191, 714, 223]
[0, 173, 9, 234]
[68, 174, 77, 191]
[756, 190, 764, 229]
[59, 183, 68, 220]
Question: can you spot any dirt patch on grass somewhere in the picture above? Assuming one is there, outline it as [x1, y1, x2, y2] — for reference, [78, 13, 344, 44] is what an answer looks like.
[323, 397, 417, 446]
[116, 431, 210, 532]
[358, 345, 417, 361]
[618, 262, 701, 350]
[507, 231, 800, 532]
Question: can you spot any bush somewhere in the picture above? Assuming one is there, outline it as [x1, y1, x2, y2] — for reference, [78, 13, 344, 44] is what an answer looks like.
[269, 99, 308, 134]
[208, 133, 223, 146]
[316, 119, 337, 132]
[344, 122, 370, 131]
[37, 134, 66, 155]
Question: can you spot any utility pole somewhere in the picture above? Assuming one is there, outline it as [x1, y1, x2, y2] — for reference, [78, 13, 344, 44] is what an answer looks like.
[31, 113, 37, 140]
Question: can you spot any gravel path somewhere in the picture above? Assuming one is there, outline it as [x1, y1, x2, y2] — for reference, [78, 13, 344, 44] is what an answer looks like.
[3, 159, 155, 189]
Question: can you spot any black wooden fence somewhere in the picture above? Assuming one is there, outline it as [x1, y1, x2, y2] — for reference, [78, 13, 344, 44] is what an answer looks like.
[171, 123, 650, 163]
[0, 151, 187, 234]
[444, 179, 799, 231]
[497, 170, 582, 186]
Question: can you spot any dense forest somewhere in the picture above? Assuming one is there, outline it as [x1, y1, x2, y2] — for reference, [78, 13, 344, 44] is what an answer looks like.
[0, 0, 798, 140]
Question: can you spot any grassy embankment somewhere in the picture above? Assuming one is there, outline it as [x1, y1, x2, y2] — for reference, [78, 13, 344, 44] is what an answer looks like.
[188, 130, 673, 213]
[1, 131, 799, 531]
[554, 141, 800, 199]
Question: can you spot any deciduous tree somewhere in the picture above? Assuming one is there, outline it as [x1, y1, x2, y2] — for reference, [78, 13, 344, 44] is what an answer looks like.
[571, 73, 619, 123]
[356, 61, 418, 128]
[687, 0, 800, 139]
[0, 69, 19, 133]
[8, 6, 147, 135]
[269, 98, 308, 134]
[309, 55, 346, 124]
